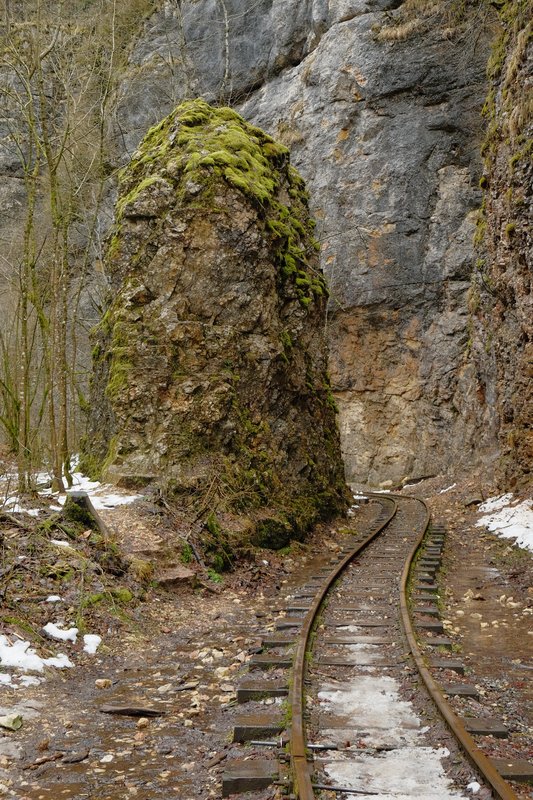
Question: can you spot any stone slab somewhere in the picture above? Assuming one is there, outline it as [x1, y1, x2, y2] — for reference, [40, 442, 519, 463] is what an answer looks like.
[236, 680, 288, 703]
[249, 654, 292, 670]
[430, 659, 465, 675]
[416, 620, 444, 632]
[415, 583, 438, 591]
[462, 717, 508, 738]
[222, 759, 278, 796]
[424, 637, 453, 649]
[490, 758, 533, 782]
[233, 714, 284, 743]
[155, 565, 195, 588]
[442, 683, 480, 699]
[261, 636, 295, 648]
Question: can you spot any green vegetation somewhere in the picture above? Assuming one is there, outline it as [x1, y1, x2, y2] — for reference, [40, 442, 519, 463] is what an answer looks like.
[116, 99, 327, 306]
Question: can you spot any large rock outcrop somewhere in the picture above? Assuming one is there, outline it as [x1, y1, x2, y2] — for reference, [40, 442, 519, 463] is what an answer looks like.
[83, 100, 349, 547]
[470, 0, 532, 490]
[110, 1, 495, 485]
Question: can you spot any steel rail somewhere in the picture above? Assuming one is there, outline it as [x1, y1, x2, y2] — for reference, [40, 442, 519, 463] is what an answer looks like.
[289, 495, 397, 799]
[70, 489, 520, 799]
[398, 495, 519, 800]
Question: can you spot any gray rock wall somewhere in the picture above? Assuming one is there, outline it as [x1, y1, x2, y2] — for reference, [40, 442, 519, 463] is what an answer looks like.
[110, 0, 493, 485]
[0, 1, 496, 486]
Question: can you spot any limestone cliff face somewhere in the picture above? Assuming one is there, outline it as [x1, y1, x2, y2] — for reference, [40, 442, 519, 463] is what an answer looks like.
[83, 100, 349, 547]
[470, 1, 532, 490]
[111, 1, 494, 485]
[2, 2, 528, 491]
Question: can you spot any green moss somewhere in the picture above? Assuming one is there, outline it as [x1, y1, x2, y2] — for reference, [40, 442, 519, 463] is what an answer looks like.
[110, 587, 133, 603]
[77, 451, 103, 482]
[62, 496, 96, 530]
[504, 221, 516, 237]
[113, 99, 325, 305]
[2, 616, 40, 638]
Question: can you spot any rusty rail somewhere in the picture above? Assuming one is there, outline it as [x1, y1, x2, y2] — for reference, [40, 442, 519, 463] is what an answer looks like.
[398, 496, 519, 800]
[289, 492, 520, 800]
[289, 495, 397, 798]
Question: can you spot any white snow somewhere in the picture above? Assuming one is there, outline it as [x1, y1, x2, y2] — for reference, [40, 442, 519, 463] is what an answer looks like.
[2, 498, 41, 516]
[0, 635, 73, 673]
[467, 781, 481, 794]
[439, 483, 457, 494]
[478, 493, 514, 513]
[43, 623, 78, 643]
[323, 747, 468, 800]
[45, 595, 62, 603]
[83, 634, 102, 655]
[476, 494, 533, 553]
[318, 676, 469, 798]
[18, 675, 42, 687]
[2, 456, 142, 516]
[50, 538, 73, 549]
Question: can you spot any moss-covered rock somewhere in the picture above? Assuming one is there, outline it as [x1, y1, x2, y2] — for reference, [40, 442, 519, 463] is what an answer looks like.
[83, 99, 349, 551]
[471, 1, 532, 489]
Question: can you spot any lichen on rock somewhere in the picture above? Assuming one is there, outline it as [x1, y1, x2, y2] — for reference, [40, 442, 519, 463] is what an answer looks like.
[82, 99, 349, 555]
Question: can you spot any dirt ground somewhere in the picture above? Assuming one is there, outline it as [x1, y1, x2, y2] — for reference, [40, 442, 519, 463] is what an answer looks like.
[0, 472, 531, 799]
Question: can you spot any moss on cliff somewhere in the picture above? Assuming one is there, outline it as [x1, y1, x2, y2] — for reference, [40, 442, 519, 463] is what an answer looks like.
[118, 99, 326, 305]
[83, 99, 349, 552]
[471, 0, 532, 488]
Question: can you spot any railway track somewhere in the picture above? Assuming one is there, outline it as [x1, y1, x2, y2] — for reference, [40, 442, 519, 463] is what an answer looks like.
[222, 493, 524, 800]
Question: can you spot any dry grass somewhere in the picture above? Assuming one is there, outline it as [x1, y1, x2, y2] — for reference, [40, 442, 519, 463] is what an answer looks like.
[373, 0, 486, 42]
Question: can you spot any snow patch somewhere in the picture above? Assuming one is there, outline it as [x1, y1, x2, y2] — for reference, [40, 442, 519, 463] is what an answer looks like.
[50, 538, 73, 549]
[478, 493, 514, 513]
[439, 483, 456, 494]
[476, 494, 533, 553]
[45, 595, 62, 603]
[43, 623, 78, 643]
[318, 676, 469, 798]
[0, 635, 73, 673]
[83, 634, 102, 655]
[324, 748, 468, 799]
[2, 456, 142, 516]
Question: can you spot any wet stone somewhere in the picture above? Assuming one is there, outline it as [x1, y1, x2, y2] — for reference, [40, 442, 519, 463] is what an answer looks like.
[415, 620, 444, 633]
[232, 713, 284, 743]
[490, 758, 533, 782]
[249, 654, 292, 670]
[236, 680, 288, 702]
[222, 759, 278, 796]
[442, 683, 480, 699]
[430, 659, 465, 675]
[462, 717, 509, 738]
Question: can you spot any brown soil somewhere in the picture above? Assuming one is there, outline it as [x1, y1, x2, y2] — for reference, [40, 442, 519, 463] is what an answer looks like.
[0, 474, 531, 799]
